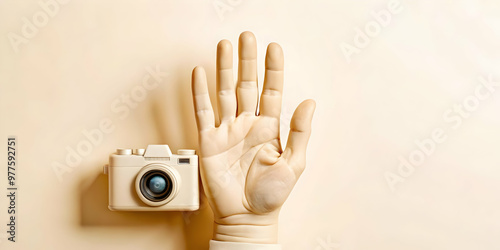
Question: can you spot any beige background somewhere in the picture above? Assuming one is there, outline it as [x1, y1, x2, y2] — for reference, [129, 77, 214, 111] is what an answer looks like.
[1, 0, 500, 249]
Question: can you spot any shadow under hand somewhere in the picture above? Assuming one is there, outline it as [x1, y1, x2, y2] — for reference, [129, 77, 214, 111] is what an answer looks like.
[181, 185, 214, 250]
[151, 63, 215, 249]
[79, 62, 215, 248]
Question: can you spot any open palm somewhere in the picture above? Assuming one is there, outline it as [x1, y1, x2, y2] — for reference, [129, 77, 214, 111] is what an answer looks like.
[191, 32, 315, 243]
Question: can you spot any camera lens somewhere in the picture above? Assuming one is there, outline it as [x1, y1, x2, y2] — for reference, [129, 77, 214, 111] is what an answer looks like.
[139, 170, 173, 202]
[148, 176, 167, 194]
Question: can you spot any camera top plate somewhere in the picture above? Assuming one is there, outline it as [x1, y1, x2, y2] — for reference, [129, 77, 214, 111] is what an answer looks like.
[143, 145, 172, 158]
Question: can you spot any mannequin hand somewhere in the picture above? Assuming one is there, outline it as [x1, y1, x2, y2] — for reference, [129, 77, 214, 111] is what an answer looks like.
[191, 31, 315, 244]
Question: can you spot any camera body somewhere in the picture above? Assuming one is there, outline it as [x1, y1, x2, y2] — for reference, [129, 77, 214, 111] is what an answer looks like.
[104, 145, 199, 211]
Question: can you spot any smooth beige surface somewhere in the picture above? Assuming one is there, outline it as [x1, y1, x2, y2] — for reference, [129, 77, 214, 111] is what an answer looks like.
[1, 0, 500, 249]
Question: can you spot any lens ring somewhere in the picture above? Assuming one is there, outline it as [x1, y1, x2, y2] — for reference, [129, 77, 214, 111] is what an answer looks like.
[139, 170, 173, 202]
[135, 164, 180, 207]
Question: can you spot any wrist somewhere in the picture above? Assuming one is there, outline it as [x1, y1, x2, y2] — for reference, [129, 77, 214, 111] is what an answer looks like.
[213, 222, 279, 244]
[212, 212, 280, 244]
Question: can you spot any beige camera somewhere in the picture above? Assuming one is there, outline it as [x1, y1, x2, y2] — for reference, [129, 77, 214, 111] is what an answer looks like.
[104, 145, 199, 211]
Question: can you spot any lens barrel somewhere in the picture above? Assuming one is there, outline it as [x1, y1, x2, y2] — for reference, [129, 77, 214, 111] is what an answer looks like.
[139, 170, 173, 202]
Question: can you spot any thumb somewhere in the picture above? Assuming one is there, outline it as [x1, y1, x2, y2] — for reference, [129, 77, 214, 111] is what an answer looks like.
[282, 99, 316, 175]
